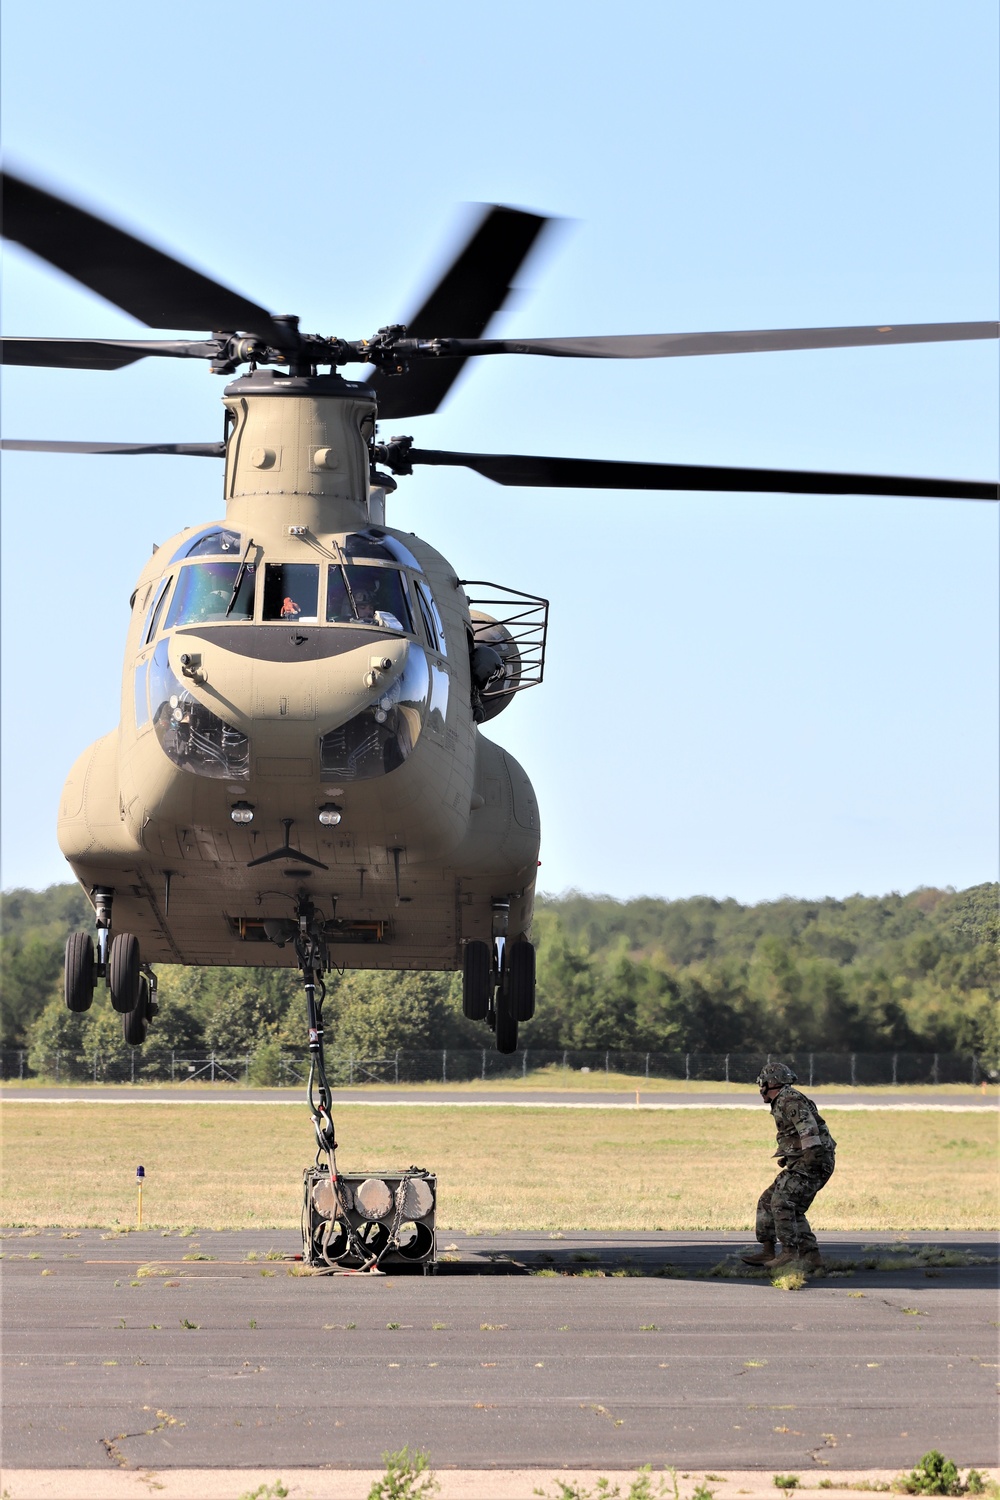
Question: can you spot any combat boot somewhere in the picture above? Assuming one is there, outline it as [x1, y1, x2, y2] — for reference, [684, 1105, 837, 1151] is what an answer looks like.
[763, 1248, 800, 1269]
[798, 1250, 823, 1271]
[741, 1242, 776, 1266]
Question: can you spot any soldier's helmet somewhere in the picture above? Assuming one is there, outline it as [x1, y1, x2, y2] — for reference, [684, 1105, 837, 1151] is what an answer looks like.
[756, 1061, 797, 1093]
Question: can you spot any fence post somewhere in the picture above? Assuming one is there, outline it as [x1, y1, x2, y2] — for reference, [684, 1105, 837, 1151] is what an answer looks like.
[892, 1053, 898, 1086]
[562, 1050, 568, 1071]
[19, 1050, 25, 1080]
[808, 1053, 814, 1088]
[605, 1051, 610, 1074]
[971, 1054, 979, 1085]
[482, 1047, 486, 1081]
[210, 1052, 216, 1083]
[685, 1053, 690, 1081]
[645, 1053, 650, 1080]
[171, 1050, 176, 1084]
[932, 1053, 939, 1085]
[442, 1049, 447, 1084]
[724, 1053, 730, 1084]
[131, 1049, 135, 1085]
[55, 1050, 60, 1083]
[850, 1053, 856, 1087]
[349, 1054, 354, 1086]
[522, 1049, 528, 1079]
[395, 1050, 400, 1086]
[93, 1051, 98, 1083]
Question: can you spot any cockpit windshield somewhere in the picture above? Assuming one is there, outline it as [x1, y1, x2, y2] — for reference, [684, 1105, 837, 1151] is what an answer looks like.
[327, 565, 413, 632]
[164, 561, 255, 627]
[169, 525, 242, 563]
[340, 529, 421, 570]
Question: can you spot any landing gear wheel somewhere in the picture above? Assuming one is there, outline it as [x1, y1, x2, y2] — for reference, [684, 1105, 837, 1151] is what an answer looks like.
[508, 940, 536, 1021]
[495, 994, 518, 1055]
[64, 932, 95, 1013]
[462, 940, 492, 1020]
[108, 933, 141, 1014]
[122, 975, 149, 1047]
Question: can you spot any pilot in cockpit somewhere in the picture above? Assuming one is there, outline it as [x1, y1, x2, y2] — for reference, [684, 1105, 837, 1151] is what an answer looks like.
[352, 577, 378, 623]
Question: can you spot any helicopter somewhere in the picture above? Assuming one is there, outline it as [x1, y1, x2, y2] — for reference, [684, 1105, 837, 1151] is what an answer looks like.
[2, 170, 997, 1095]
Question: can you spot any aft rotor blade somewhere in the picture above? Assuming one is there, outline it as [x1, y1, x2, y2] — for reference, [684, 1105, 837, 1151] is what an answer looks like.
[367, 205, 550, 418]
[1, 337, 221, 370]
[419, 321, 1000, 360]
[404, 448, 998, 502]
[1, 439, 225, 457]
[1, 171, 289, 344]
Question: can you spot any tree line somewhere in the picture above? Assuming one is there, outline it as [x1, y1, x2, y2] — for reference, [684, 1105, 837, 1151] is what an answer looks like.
[2, 880, 996, 1076]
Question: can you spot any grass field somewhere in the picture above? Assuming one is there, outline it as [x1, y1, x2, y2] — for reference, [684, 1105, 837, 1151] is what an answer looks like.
[1, 1102, 996, 1232]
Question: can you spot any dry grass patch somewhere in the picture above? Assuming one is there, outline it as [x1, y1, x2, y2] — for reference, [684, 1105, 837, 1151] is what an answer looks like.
[1, 1102, 996, 1231]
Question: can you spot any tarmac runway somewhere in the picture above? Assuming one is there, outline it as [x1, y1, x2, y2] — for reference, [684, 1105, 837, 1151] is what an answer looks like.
[4, 1085, 996, 1109]
[3, 1227, 997, 1475]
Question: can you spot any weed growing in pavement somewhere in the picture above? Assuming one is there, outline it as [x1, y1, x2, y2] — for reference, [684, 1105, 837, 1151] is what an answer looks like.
[534, 1464, 711, 1500]
[893, 1451, 991, 1495]
[773, 1478, 800, 1490]
[772, 1271, 807, 1290]
[366, 1446, 438, 1500]
[238, 1483, 289, 1500]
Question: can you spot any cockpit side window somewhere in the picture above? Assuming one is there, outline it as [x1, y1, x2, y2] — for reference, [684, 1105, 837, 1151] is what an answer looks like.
[327, 564, 413, 631]
[262, 563, 319, 623]
[164, 562, 255, 628]
[415, 579, 446, 656]
[143, 576, 173, 644]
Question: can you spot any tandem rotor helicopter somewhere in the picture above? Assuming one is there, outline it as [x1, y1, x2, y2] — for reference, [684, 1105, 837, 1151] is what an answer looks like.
[3, 170, 998, 1095]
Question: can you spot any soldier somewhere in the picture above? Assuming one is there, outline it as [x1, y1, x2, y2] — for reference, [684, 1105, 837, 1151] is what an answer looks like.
[742, 1061, 836, 1271]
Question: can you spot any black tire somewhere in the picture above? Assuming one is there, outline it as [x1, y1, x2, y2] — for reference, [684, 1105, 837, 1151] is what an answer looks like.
[108, 932, 141, 1014]
[508, 939, 536, 1022]
[122, 976, 148, 1047]
[64, 932, 95, 1013]
[462, 940, 492, 1020]
[495, 994, 518, 1055]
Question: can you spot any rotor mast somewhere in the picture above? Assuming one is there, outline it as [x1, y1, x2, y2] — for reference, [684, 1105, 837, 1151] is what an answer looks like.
[221, 371, 380, 534]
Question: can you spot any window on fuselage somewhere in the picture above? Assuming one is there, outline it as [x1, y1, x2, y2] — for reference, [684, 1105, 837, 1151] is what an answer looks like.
[415, 579, 446, 656]
[262, 563, 319, 622]
[326, 564, 413, 632]
[164, 561, 255, 627]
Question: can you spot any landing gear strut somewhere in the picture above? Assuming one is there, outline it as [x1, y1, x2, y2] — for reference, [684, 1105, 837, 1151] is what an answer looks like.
[62, 886, 158, 1047]
[462, 899, 536, 1055]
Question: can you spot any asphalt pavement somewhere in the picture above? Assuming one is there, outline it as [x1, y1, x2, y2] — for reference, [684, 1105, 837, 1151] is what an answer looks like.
[3, 1085, 996, 1108]
[3, 1227, 997, 1473]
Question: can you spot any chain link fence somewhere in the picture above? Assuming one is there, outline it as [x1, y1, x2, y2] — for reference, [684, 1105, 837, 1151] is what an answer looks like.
[1, 1046, 991, 1086]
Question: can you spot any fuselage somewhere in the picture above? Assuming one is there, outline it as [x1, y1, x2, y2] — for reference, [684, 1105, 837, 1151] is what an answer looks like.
[58, 371, 541, 969]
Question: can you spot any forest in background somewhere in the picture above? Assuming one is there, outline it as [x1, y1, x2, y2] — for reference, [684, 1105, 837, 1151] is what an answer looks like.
[1, 881, 997, 1075]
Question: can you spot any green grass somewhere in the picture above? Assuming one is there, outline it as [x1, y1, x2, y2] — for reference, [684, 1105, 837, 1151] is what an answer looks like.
[1, 1102, 996, 1231]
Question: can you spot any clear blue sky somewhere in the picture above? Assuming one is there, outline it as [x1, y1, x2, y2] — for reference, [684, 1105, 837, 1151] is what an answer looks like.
[2, 0, 997, 902]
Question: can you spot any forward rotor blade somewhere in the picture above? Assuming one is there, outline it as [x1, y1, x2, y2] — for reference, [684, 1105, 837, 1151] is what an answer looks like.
[404, 448, 998, 502]
[1, 439, 225, 457]
[367, 205, 550, 418]
[415, 320, 1000, 361]
[1, 171, 288, 344]
[1, 337, 220, 370]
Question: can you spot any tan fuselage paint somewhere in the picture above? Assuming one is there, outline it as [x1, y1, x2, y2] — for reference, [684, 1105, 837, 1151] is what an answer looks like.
[58, 374, 539, 969]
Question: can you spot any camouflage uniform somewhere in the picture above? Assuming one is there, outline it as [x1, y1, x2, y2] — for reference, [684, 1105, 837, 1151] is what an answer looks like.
[755, 1084, 836, 1255]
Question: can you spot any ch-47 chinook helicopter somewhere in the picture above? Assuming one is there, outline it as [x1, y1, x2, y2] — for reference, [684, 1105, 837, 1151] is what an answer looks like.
[3, 171, 998, 1091]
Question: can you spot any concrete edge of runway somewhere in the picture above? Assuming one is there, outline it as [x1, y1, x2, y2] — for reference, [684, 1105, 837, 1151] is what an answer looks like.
[0, 1096, 992, 1111]
[3, 1469, 998, 1500]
